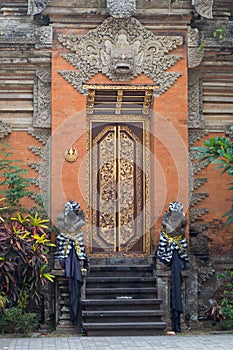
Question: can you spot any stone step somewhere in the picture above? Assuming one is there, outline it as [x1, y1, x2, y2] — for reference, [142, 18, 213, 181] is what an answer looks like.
[81, 257, 166, 336]
[89, 264, 154, 277]
[86, 287, 157, 299]
[82, 298, 163, 311]
[82, 309, 164, 323]
[89, 256, 155, 266]
[81, 321, 167, 336]
[86, 276, 156, 288]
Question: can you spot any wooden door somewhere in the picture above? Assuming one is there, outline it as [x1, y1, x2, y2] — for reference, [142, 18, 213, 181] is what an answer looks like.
[89, 122, 148, 255]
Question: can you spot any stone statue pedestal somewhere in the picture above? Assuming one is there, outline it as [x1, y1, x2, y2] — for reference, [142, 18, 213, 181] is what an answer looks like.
[156, 260, 199, 331]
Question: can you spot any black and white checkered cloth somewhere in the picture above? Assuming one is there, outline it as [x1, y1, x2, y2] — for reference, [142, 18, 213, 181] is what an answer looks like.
[157, 230, 188, 265]
[55, 231, 87, 260]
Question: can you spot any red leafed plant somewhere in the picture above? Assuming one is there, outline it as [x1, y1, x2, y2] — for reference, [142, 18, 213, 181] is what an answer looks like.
[0, 210, 55, 308]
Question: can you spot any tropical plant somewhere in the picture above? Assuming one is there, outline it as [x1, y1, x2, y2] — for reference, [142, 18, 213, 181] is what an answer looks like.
[0, 306, 38, 334]
[218, 268, 233, 323]
[207, 268, 233, 330]
[0, 211, 55, 307]
[0, 142, 34, 217]
[0, 293, 8, 312]
[194, 132, 233, 225]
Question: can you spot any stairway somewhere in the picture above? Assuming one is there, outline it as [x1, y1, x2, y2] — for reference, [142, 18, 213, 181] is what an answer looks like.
[81, 257, 167, 336]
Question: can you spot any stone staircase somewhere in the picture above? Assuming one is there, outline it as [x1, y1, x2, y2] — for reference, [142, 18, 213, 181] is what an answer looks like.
[81, 257, 167, 336]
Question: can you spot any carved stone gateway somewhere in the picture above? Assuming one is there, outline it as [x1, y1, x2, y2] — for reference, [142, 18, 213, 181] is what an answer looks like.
[58, 17, 183, 95]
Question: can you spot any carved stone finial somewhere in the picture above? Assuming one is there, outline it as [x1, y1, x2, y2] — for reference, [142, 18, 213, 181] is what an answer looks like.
[27, 0, 50, 15]
[193, 0, 214, 19]
[107, 0, 136, 18]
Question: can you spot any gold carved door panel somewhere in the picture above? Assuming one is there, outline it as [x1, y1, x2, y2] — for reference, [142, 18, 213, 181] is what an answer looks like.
[89, 122, 149, 255]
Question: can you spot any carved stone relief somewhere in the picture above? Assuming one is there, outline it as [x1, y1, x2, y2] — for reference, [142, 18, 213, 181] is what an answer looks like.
[35, 26, 52, 49]
[190, 208, 209, 223]
[107, 0, 136, 18]
[0, 24, 52, 48]
[193, 0, 214, 19]
[28, 0, 50, 15]
[27, 128, 51, 215]
[188, 27, 204, 69]
[58, 17, 183, 95]
[33, 68, 51, 128]
[188, 70, 204, 129]
[194, 178, 208, 190]
[190, 193, 209, 207]
[225, 125, 233, 139]
[0, 121, 12, 138]
[188, 130, 209, 232]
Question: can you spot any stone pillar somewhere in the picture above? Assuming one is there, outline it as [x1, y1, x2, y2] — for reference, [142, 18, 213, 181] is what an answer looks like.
[156, 261, 198, 331]
[52, 259, 87, 333]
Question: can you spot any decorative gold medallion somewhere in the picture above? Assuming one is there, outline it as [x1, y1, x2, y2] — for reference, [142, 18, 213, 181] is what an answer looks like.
[64, 147, 78, 162]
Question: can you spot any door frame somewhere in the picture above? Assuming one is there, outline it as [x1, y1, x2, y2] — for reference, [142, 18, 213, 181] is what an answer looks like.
[86, 114, 151, 257]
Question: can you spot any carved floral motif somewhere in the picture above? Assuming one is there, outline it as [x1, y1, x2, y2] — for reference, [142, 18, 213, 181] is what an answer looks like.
[35, 26, 52, 49]
[107, 0, 136, 18]
[188, 27, 204, 68]
[188, 70, 204, 129]
[91, 125, 143, 252]
[33, 68, 51, 128]
[58, 17, 183, 95]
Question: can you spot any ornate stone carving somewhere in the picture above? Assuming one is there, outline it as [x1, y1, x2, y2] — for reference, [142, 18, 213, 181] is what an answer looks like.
[190, 193, 209, 207]
[0, 121, 12, 138]
[107, 0, 136, 18]
[35, 26, 52, 48]
[194, 178, 208, 190]
[0, 24, 36, 44]
[197, 259, 215, 291]
[225, 125, 233, 139]
[28, 0, 50, 15]
[193, 0, 214, 19]
[190, 208, 209, 222]
[58, 17, 183, 95]
[188, 27, 204, 68]
[190, 223, 209, 234]
[0, 24, 52, 48]
[188, 70, 204, 129]
[28, 127, 50, 145]
[28, 133, 50, 215]
[189, 130, 207, 146]
[33, 68, 51, 128]
[189, 146, 209, 174]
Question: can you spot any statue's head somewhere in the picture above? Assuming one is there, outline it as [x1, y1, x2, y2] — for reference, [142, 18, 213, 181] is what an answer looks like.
[102, 33, 143, 80]
[64, 201, 80, 216]
[168, 201, 184, 214]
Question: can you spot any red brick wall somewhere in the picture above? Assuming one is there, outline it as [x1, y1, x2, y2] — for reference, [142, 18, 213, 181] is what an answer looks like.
[0, 132, 42, 210]
[193, 133, 233, 256]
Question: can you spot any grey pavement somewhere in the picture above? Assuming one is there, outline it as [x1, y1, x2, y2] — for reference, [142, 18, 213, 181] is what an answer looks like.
[1, 334, 233, 350]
